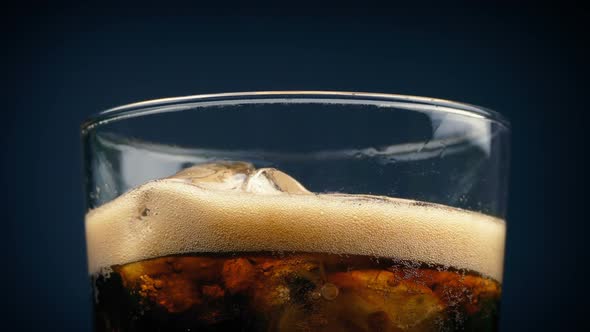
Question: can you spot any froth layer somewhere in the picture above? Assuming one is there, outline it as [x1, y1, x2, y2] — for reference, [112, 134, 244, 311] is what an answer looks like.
[85, 180, 505, 280]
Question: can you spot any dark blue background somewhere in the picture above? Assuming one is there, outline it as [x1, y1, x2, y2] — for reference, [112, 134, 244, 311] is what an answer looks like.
[4, 2, 588, 331]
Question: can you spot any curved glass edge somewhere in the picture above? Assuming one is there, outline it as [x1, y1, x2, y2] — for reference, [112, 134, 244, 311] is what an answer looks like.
[81, 91, 510, 133]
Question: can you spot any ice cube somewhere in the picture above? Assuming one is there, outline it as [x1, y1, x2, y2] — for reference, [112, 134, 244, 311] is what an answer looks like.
[244, 168, 310, 195]
[168, 162, 310, 195]
[168, 161, 254, 191]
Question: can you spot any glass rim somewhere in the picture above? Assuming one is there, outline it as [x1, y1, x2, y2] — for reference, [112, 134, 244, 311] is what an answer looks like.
[81, 90, 510, 133]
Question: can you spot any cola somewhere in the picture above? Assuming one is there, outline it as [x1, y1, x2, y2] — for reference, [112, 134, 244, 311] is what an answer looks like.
[86, 162, 505, 331]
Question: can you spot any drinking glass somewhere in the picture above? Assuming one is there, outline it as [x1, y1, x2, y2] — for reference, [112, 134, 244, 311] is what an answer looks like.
[82, 91, 510, 331]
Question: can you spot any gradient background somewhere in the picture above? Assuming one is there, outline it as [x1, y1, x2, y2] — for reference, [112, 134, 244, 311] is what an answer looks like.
[4, 2, 588, 331]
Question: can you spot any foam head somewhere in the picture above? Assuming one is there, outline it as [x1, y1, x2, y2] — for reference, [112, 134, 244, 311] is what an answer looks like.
[85, 162, 506, 280]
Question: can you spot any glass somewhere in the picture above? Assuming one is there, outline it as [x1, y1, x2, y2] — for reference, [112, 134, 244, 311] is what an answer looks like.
[82, 91, 510, 331]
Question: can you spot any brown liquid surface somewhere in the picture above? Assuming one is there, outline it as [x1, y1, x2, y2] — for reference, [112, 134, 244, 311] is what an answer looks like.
[93, 252, 500, 331]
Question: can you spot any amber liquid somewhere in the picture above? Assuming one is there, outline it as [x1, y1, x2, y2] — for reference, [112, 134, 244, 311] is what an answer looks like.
[92, 252, 500, 331]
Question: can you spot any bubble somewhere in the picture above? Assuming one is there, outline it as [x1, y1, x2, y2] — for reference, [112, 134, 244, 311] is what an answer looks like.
[320, 283, 339, 300]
